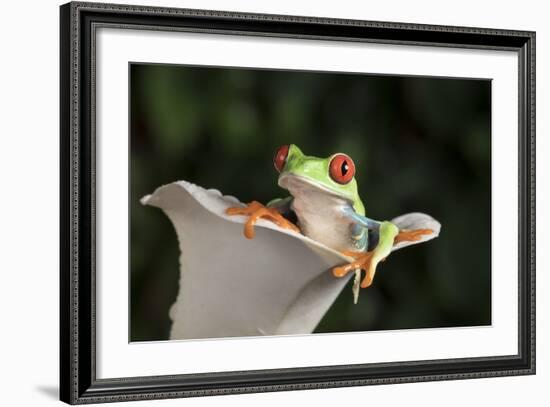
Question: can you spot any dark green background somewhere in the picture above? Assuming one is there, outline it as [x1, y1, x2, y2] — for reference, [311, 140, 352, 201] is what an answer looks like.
[130, 63, 491, 342]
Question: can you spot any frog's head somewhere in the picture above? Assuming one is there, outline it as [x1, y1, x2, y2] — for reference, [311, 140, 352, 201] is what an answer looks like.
[274, 144, 363, 213]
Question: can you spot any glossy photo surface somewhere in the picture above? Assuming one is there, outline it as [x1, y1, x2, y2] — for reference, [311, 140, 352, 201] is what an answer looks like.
[129, 63, 491, 342]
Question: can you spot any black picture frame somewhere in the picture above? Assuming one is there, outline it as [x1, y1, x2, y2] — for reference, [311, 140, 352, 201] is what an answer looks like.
[60, 1, 536, 404]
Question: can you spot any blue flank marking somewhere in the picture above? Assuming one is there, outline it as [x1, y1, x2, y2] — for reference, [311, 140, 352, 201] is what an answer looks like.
[350, 223, 368, 251]
[342, 206, 381, 230]
[342, 206, 383, 252]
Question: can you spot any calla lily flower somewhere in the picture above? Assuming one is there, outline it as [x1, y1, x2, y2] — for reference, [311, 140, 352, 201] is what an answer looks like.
[141, 181, 441, 340]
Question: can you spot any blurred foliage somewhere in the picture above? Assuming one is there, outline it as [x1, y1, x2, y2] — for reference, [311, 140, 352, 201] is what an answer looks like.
[130, 63, 491, 341]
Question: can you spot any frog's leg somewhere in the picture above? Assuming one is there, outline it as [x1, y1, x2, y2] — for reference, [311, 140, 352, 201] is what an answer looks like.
[341, 208, 434, 243]
[333, 221, 398, 288]
[225, 197, 300, 239]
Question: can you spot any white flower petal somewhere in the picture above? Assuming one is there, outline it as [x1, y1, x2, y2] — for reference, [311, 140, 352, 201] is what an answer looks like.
[141, 181, 440, 340]
[391, 212, 442, 251]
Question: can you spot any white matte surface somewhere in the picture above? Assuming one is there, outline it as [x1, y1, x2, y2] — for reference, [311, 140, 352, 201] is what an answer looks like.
[96, 26, 518, 379]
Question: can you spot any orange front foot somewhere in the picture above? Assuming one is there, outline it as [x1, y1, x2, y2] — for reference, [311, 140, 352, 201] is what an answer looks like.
[394, 228, 433, 244]
[332, 250, 379, 288]
[225, 201, 300, 239]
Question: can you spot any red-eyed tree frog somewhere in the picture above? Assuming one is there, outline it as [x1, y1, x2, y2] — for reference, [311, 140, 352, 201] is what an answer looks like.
[226, 144, 432, 289]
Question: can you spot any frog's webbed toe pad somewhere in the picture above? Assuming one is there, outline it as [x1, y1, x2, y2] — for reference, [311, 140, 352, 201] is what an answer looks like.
[226, 201, 300, 239]
[390, 212, 441, 251]
[332, 250, 377, 288]
[394, 228, 434, 244]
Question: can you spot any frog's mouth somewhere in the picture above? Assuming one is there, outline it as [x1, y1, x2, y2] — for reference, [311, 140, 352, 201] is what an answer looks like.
[278, 173, 353, 205]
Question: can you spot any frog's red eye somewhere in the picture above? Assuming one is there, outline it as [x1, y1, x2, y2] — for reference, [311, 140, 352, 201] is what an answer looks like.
[273, 145, 290, 173]
[329, 154, 355, 184]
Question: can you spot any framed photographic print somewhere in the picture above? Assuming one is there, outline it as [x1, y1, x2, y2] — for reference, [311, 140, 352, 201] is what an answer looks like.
[60, 1, 536, 404]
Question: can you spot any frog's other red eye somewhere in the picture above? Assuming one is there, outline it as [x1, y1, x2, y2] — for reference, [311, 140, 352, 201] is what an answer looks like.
[329, 154, 355, 184]
[273, 145, 290, 172]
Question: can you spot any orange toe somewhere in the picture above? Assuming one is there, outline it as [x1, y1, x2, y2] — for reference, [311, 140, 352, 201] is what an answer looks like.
[332, 250, 375, 285]
[394, 228, 433, 244]
[226, 201, 300, 239]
